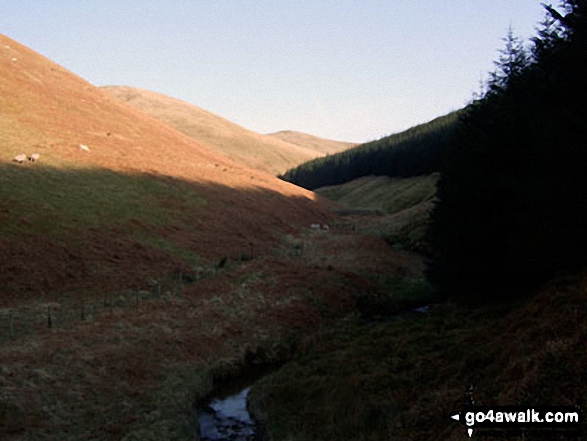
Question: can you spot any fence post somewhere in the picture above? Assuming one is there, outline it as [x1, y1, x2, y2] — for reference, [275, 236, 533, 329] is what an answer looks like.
[47, 306, 52, 328]
[9, 312, 14, 340]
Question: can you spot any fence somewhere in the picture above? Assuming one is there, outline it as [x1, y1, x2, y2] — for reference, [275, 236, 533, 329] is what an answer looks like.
[0, 240, 318, 343]
[0, 273, 196, 343]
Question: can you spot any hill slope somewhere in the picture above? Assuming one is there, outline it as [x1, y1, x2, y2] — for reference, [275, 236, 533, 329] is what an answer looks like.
[281, 110, 461, 190]
[268, 130, 357, 156]
[100, 86, 333, 175]
[316, 174, 438, 216]
[315, 174, 439, 254]
[0, 34, 332, 302]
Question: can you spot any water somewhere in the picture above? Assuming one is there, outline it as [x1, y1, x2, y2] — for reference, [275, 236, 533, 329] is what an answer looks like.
[198, 386, 258, 441]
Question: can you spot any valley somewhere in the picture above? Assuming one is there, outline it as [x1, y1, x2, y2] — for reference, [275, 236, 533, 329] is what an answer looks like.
[1, 33, 427, 440]
[0, 207, 426, 440]
[3, 3, 587, 437]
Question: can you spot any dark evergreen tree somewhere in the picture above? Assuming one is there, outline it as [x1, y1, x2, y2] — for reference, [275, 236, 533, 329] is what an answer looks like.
[280, 110, 461, 190]
[428, 0, 587, 300]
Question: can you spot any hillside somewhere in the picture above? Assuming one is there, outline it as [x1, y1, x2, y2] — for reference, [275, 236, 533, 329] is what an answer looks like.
[281, 110, 461, 190]
[268, 130, 357, 156]
[100, 86, 336, 175]
[316, 173, 438, 216]
[315, 174, 439, 254]
[0, 34, 333, 303]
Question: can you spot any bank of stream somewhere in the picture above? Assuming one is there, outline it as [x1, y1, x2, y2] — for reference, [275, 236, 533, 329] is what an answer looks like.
[195, 305, 434, 440]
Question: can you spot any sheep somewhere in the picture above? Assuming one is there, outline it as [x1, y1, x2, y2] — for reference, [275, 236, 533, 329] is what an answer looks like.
[13, 153, 27, 163]
[28, 153, 40, 162]
[79, 144, 90, 152]
[322, 224, 330, 231]
[310, 223, 321, 230]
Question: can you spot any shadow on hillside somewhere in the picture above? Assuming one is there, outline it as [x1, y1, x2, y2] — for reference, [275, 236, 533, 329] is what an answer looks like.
[0, 162, 332, 303]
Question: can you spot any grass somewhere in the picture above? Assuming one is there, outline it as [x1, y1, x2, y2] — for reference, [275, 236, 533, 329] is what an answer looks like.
[350, 274, 435, 320]
[315, 173, 439, 216]
[0, 163, 208, 300]
[130, 232, 202, 267]
[316, 174, 438, 254]
[0, 163, 205, 241]
[249, 272, 587, 440]
[100, 86, 330, 175]
[1, 214, 415, 439]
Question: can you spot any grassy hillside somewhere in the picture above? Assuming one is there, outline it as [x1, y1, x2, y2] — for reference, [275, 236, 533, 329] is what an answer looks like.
[100, 86, 339, 175]
[315, 174, 438, 254]
[0, 34, 333, 303]
[268, 130, 357, 156]
[316, 173, 438, 216]
[280, 110, 460, 190]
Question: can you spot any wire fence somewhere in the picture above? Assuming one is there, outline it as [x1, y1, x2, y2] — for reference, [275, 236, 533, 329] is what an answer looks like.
[0, 240, 320, 344]
[0, 273, 198, 343]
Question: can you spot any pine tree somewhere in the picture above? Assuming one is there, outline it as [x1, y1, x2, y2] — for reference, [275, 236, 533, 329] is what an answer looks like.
[487, 27, 529, 95]
[428, 1, 587, 300]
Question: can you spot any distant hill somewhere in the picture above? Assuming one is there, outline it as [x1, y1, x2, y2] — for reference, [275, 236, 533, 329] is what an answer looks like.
[101, 86, 353, 175]
[0, 34, 332, 301]
[268, 130, 357, 156]
[280, 110, 461, 190]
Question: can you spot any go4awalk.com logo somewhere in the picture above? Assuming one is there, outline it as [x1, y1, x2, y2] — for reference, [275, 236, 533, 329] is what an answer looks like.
[451, 405, 583, 438]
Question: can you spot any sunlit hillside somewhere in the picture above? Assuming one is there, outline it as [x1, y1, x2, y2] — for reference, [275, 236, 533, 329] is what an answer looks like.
[268, 130, 357, 156]
[0, 34, 333, 303]
[101, 86, 346, 175]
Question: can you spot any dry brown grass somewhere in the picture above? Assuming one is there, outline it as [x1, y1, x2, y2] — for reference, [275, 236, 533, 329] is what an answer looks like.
[0, 34, 338, 302]
[249, 271, 587, 441]
[268, 131, 357, 156]
[100, 86, 340, 176]
[0, 216, 419, 440]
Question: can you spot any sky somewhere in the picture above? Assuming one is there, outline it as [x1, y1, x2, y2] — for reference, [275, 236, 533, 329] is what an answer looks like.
[1, 1, 547, 143]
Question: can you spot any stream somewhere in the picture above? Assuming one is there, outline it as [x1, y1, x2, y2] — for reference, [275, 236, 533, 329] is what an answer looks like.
[196, 361, 278, 441]
[198, 386, 257, 440]
[196, 305, 434, 440]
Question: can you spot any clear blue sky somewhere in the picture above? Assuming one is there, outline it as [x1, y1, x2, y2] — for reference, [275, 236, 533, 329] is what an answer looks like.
[1, 1, 546, 143]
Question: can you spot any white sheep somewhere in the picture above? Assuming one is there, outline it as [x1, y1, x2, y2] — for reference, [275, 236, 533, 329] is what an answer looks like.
[79, 144, 90, 152]
[13, 153, 27, 163]
[310, 223, 321, 230]
[322, 224, 330, 231]
[28, 153, 40, 162]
